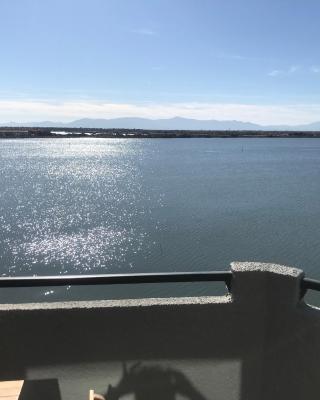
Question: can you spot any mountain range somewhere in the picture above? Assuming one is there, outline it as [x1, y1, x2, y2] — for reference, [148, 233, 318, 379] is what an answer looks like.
[2, 116, 320, 131]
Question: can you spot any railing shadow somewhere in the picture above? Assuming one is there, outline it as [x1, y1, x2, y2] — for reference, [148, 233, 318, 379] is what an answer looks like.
[103, 362, 206, 400]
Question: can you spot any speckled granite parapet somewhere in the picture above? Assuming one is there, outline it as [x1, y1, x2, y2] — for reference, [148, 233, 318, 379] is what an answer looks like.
[0, 262, 319, 400]
[0, 262, 306, 312]
[230, 261, 304, 306]
[231, 261, 304, 278]
[0, 294, 232, 312]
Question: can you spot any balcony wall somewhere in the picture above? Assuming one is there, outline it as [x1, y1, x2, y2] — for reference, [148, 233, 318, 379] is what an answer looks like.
[0, 262, 319, 400]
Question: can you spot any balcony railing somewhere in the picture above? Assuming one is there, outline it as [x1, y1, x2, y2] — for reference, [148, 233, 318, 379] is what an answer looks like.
[0, 271, 319, 299]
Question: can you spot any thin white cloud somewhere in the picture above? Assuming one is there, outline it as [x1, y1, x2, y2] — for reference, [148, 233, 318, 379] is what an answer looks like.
[151, 66, 166, 71]
[216, 53, 248, 61]
[268, 70, 282, 77]
[268, 65, 300, 77]
[1, 100, 320, 125]
[131, 28, 156, 36]
[215, 53, 277, 62]
[288, 65, 300, 73]
[311, 66, 320, 73]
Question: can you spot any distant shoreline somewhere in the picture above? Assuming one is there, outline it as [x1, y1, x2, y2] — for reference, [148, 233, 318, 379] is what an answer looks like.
[1, 127, 320, 139]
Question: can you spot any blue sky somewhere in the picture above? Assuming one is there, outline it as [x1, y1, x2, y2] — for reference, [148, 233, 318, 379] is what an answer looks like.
[1, 0, 320, 124]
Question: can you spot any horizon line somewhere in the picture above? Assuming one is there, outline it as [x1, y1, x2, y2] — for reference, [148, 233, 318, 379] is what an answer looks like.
[1, 115, 320, 128]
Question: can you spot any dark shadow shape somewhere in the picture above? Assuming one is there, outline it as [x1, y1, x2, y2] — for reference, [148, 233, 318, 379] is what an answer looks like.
[19, 379, 61, 400]
[105, 362, 206, 400]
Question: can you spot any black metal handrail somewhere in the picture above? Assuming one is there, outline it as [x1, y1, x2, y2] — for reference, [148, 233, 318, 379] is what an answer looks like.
[0, 272, 319, 298]
[0, 271, 233, 291]
[301, 278, 320, 291]
[300, 278, 320, 298]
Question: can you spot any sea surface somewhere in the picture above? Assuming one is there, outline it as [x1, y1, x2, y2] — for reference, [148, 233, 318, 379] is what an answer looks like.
[1, 138, 320, 302]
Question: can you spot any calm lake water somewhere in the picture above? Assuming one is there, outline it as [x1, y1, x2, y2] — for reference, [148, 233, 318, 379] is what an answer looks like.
[1, 138, 320, 301]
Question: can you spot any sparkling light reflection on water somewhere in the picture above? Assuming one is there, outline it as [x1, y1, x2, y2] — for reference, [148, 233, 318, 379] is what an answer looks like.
[0, 139, 158, 277]
[1, 138, 320, 302]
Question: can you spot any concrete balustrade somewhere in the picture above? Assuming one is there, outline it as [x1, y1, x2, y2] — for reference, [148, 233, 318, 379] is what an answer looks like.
[0, 262, 319, 400]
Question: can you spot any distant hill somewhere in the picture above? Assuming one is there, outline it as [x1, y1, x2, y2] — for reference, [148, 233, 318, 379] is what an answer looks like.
[65, 117, 263, 130]
[295, 121, 320, 131]
[2, 116, 320, 131]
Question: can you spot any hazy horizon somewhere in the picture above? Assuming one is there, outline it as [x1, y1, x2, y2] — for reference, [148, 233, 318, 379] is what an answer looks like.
[3, 115, 320, 131]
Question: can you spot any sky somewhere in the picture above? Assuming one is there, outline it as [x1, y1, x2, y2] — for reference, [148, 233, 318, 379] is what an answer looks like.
[1, 0, 320, 125]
